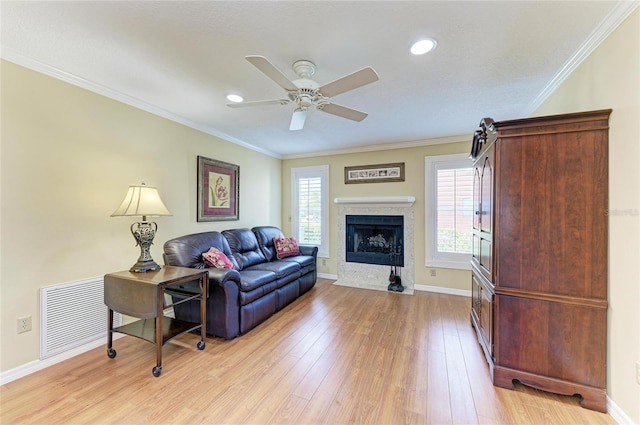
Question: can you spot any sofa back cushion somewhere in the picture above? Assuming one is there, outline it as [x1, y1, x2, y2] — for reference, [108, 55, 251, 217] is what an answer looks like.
[222, 228, 268, 270]
[163, 231, 239, 270]
[252, 226, 285, 261]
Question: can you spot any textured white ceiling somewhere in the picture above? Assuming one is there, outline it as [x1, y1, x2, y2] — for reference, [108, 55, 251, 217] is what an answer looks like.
[2, 1, 637, 158]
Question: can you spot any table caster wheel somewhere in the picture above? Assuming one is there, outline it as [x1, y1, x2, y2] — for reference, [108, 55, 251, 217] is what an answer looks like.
[107, 348, 117, 359]
[197, 340, 206, 350]
[152, 366, 162, 377]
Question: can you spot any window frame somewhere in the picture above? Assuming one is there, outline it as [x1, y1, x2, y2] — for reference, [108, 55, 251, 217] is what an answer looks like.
[291, 164, 329, 258]
[424, 153, 473, 270]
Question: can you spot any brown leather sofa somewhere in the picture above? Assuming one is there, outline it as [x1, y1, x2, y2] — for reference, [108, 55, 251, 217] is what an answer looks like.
[162, 226, 317, 339]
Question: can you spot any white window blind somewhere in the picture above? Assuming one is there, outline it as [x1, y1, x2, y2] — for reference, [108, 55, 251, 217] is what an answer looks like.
[297, 176, 322, 245]
[425, 154, 473, 269]
[291, 165, 329, 257]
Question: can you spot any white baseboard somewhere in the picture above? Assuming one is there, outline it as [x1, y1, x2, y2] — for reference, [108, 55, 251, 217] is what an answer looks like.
[0, 334, 124, 386]
[414, 284, 472, 297]
[317, 273, 338, 280]
[607, 396, 635, 424]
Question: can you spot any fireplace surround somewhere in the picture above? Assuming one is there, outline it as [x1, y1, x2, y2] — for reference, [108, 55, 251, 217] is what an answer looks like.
[335, 196, 415, 294]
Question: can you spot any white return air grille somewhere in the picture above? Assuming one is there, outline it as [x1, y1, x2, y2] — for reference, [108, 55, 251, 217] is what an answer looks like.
[40, 277, 123, 359]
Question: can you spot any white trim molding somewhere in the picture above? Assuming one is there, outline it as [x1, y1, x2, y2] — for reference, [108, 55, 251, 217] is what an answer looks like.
[333, 196, 415, 208]
[0, 334, 125, 386]
[414, 284, 472, 298]
[522, 1, 640, 116]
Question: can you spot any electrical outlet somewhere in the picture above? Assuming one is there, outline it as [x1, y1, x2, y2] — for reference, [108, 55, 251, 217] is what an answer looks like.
[430, 269, 437, 277]
[17, 316, 32, 334]
[636, 361, 640, 385]
[322, 259, 327, 266]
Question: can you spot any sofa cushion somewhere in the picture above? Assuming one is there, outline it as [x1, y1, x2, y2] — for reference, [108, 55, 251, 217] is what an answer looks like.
[252, 226, 285, 261]
[222, 228, 268, 270]
[245, 260, 300, 280]
[274, 236, 301, 259]
[202, 247, 236, 269]
[237, 269, 277, 292]
[163, 231, 239, 270]
[277, 254, 315, 269]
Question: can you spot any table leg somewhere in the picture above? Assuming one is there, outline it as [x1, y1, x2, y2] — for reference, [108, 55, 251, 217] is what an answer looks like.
[153, 289, 164, 377]
[197, 275, 207, 350]
[107, 308, 116, 358]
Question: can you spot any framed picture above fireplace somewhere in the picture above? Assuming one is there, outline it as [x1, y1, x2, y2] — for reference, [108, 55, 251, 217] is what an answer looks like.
[344, 162, 405, 184]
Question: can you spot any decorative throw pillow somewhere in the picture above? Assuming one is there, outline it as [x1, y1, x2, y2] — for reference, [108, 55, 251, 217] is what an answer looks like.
[274, 236, 300, 259]
[202, 247, 236, 269]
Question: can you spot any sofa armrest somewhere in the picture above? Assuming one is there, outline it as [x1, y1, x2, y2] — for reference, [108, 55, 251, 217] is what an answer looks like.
[298, 244, 318, 258]
[206, 267, 241, 287]
[170, 267, 240, 295]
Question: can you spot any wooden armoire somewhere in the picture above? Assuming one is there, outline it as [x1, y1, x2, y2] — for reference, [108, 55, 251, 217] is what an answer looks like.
[469, 109, 611, 412]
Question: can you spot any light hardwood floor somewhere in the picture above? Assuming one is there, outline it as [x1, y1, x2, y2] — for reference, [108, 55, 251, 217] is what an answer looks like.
[1, 279, 616, 424]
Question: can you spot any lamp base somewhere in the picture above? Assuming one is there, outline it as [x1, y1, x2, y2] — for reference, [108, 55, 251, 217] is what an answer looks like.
[130, 259, 162, 273]
[129, 221, 161, 273]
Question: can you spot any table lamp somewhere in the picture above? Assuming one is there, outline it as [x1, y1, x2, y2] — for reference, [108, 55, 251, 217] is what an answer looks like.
[111, 183, 172, 272]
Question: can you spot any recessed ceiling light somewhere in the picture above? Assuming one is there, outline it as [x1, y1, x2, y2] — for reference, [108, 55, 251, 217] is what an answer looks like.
[226, 94, 244, 103]
[411, 38, 437, 55]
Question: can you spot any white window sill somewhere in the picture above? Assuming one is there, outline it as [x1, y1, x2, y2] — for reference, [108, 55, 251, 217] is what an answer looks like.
[425, 260, 471, 271]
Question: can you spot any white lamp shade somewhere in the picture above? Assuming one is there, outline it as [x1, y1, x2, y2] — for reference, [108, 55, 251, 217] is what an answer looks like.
[111, 184, 172, 218]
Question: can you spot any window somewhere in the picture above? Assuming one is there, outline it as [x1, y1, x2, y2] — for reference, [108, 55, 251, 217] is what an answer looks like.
[291, 165, 329, 257]
[425, 154, 473, 269]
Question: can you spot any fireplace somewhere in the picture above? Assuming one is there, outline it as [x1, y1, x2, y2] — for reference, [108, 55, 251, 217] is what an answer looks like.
[345, 215, 404, 267]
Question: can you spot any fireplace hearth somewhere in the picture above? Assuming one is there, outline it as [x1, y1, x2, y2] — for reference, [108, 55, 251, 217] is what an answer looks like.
[345, 215, 404, 267]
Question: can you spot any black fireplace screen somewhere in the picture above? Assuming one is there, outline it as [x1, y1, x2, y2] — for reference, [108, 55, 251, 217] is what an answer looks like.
[345, 215, 404, 266]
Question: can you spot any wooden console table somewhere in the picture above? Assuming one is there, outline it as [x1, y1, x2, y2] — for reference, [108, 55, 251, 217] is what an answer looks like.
[104, 266, 208, 377]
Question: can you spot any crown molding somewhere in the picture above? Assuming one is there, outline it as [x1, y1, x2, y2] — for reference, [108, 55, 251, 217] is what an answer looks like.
[522, 1, 640, 116]
[1, 49, 282, 159]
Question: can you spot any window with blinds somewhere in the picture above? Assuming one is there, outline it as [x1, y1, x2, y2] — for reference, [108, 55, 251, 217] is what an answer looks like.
[425, 154, 473, 269]
[297, 176, 322, 245]
[291, 165, 329, 257]
[436, 167, 474, 254]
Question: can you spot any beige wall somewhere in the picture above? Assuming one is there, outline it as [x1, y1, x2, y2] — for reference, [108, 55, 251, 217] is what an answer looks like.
[2, 9, 638, 419]
[0, 61, 282, 372]
[282, 141, 471, 292]
[533, 9, 640, 423]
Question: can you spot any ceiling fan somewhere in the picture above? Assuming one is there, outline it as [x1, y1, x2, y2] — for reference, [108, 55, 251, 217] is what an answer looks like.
[227, 55, 379, 130]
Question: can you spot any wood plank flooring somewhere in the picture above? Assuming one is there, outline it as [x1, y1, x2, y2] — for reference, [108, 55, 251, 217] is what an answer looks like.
[1, 279, 616, 424]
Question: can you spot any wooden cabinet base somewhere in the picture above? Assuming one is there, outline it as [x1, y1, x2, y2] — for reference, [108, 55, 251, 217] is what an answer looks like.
[494, 366, 607, 412]
[470, 311, 494, 377]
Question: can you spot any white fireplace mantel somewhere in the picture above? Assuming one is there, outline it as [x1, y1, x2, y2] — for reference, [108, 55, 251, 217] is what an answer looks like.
[333, 196, 415, 208]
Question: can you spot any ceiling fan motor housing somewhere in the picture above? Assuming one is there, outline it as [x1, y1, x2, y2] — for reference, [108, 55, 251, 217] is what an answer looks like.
[291, 87, 319, 108]
[238, 55, 378, 130]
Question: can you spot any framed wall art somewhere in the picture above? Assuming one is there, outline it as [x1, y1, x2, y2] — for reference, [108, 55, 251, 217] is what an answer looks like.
[344, 162, 405, 184]
[197, 156, 239, 221]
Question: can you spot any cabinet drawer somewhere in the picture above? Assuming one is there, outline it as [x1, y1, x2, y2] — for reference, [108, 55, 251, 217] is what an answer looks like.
[495, 294, 606, 388]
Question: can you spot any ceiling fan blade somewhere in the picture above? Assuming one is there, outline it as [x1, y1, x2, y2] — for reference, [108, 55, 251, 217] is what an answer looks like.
[227, 99, 291, 108]
[317, 102, 368, 122]
[289, 108, 307, 131]
[318, 67, 379, 98]
[246, 55, 298, 92]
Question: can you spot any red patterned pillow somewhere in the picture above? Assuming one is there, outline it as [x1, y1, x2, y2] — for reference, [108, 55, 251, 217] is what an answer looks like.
[274, 237, 300, 259]
[202, 247, 236, 269]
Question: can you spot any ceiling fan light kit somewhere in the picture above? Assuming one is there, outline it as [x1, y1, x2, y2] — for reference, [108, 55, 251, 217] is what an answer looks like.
[227, 55, 379, 130]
